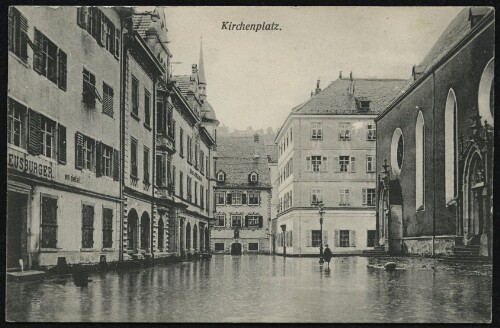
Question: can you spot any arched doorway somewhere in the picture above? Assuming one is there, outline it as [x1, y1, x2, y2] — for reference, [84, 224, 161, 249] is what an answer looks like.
[140, 212, 150, 252]
[158, 216, 164, 252]
[463, 148, 485, 245]
[231, 242, 242, 255]
[127, 209, 139, 251]
[193, 224, 198, 252]
[186, 222, 191, 251]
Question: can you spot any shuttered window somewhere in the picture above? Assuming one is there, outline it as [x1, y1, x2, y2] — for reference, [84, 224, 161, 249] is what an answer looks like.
[130, 138, 138, 178]
[102, 144, 113, 177]
[311, 230, 322, 247]
[33, 28, 67, 90]
[83, 136, 95, 171]
[143, 147, 150, 183]
[102, 82, 114, 117]
[8, 7, 28, 61]
[144, 89, 151, 126]
[231, 215, 242, 227]
[339, 189, 350, 206]
[187, 176, 192, 202]
[8, 98, 27, 149]
[41, 196, 58, 248]
[102, 208, 113, 248]
[339, 230, 350, 247]
[40, 116, 56, 159]
[82, 204, 95, 248]
[77, 7, 116, 57]
[179, 171, 184, 197]
[248, 192, 259, 205]
[83, 69, 101, 108]
[57, 124, 66, 164]
[155, 155, 164, 187]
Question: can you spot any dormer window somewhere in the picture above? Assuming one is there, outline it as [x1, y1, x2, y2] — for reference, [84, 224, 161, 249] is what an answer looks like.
[360, 101, 370, 110]
[249, 172, 258, 183]
[217, 171, 226, 182]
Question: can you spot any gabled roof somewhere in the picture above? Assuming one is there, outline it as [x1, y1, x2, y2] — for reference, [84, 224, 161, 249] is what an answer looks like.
[292, 78, 407, 115]
[216, 135, 271, 188]
[201, 100, 217, 121]
[265, 144, 278, 163]
[172, 75, 191, 98]
[417, 7, 493, 78]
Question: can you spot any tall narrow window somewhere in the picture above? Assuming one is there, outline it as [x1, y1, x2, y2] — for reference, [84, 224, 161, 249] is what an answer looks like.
[82, 204, 95, 248]
[130, 138, 138, 178]
[83, 136, 95, 171]
[143, 146, 150, 183]
[444, 90, 457, 203]
[102, 145, 113, 177]
[8, 98, 27, 149]
[416, 111, 425, 209]
[131, 76, 139, 117]
[144, 89, 151, 127]
[179, 171, 184, 198]
[8, 8, 28, 61]
[366, 155, 375, 173]
[41, 196, 58, 248]
[102, 208, 113, 248]
[179, 128, 184, 157]
[102, 83, 114, 117]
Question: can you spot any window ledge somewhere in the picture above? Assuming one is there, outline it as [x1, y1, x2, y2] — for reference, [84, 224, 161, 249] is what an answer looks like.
[80, 248, 96, 252]
[131, 111, 140, 121]
[39, 248, 59, 253]
[101, 248, 115, 252]
[143, 123, 152, 131]
[9, 51, 30, 68]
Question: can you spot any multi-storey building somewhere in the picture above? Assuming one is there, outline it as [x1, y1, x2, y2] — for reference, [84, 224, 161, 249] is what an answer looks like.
[7, 6, 125, 268]
[212, 134, 272, 254]
[266, 143, 279, 254]
[120, 10, 166, 261]
[375, 7, 494, 257]
[273, 77, 406, 256]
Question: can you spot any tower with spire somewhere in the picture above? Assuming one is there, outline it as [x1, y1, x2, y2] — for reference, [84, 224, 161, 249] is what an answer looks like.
[198, 36, 207, 102]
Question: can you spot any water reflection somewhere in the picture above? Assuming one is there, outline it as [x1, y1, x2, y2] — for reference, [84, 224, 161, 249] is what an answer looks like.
[6, 255, 491, 323]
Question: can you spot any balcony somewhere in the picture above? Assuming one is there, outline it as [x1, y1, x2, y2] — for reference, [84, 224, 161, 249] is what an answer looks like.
[155, 183, 175, 200]
[156, 134, 176, 154]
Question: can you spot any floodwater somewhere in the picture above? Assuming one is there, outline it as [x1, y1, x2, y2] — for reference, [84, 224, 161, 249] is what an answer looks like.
[6, 255, 491, 323]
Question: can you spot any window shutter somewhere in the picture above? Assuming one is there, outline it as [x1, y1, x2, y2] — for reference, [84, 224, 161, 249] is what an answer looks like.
[373, 157, 376, 173]
[100, 11, 106, 46]
[306, 156, 311, 171]
[57, 49, 67, 91]
[334, 230, 339, 247]
[350, 157, 356, 173]
[33, 29, 43, 74]
[77, 7, 87, 29]
[227, 193, 232, 205]
[242, 193, 247, 204]
[28, 109, 41, 155]
[322, 156, 328, 172]
[58, 124, 67, 164]
[75, 132, 84, 169]
[161, 158, 167, 186]
[333, 156, 340, 172]
[350, 230, 356, 247]
[8, 9, 13, 52]
[323, 230, 328, 246]
[96, 141, 102, 177]
[113, 149, 120, 181]
[114, 28, 120, 58]
[306, 230, 312, 247]
[362, 188, 367, 205]
[245, 216, 249, 228]
[19, 12, 28, 60]
[259, 216, 263, 228]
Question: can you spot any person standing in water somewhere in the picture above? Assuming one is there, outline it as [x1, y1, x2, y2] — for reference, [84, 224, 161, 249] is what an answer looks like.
[323, 244, 333, 268]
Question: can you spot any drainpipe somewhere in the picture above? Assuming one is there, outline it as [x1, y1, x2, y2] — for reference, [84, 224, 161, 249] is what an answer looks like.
[151, 76, 157, 262]
[431, 71, 436, 257]
[118, 17, 128, 262]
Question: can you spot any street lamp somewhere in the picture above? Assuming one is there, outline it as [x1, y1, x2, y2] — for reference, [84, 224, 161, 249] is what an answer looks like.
[318, 201, 325, 263]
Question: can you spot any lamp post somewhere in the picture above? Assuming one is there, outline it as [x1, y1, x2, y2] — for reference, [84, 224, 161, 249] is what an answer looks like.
[318, 201, 325, 262]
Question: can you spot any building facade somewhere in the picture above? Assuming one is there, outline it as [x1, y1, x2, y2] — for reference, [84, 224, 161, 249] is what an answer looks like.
[273, 77, 406, 256]
[7, 6, 125, 268]
[375, 7, 494, 257]
[212, 135, 272, 254]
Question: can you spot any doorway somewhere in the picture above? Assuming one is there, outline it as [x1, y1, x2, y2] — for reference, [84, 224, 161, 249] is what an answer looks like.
[231, 243, 242, 255]
[7, 191, 29, 269]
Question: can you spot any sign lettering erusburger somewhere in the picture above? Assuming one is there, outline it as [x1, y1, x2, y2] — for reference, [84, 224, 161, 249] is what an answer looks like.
[8, 151, 54, 180]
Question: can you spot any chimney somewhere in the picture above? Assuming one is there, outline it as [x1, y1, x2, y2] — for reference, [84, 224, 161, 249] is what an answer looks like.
[192, 64, 198, 74]
[253, 134, 260, 160]
[315, 79, 321, 95]
[339, 71, 343, 78]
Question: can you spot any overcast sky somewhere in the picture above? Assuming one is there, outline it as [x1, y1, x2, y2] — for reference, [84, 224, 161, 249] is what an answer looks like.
[163, 6, 463, 131]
